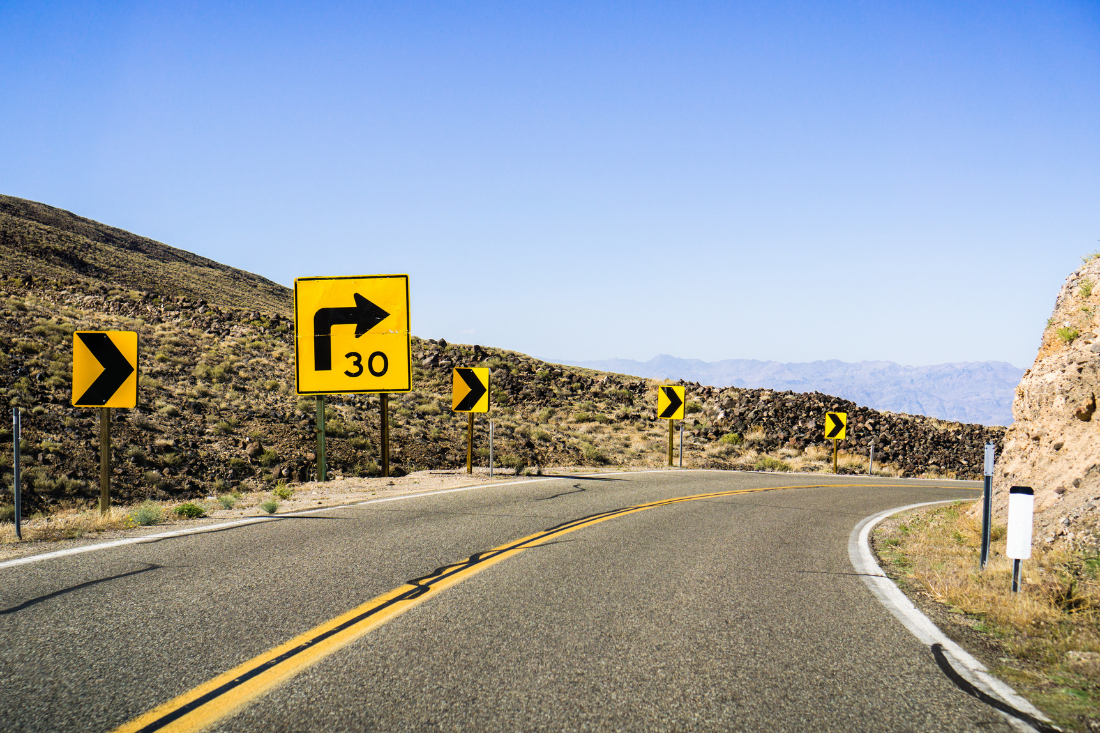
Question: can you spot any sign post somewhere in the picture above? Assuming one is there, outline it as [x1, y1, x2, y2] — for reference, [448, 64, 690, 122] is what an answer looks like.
[825, 412, 846, 475]
[679, 423, 684, 468]
[980, 443, 995, 569]
[657, 386, 685, 467]
[72, 331, 138, 513]
[12, 408, 21, 540]
[380, 393, 389, 478]
[489, 419, 494, 478]
[452, 368, 489, 475]
[1006, 486, 1034, 592]
[100, 408, 110, 510]
[467, 414, 474, 474]
[316, 396, 327, 481]
[294, 275, 411, 482]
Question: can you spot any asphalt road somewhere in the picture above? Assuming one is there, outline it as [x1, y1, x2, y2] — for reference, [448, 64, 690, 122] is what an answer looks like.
[0, 470, 1014, 732]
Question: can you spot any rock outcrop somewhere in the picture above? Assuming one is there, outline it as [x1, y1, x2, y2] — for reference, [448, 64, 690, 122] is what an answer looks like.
[989, 256, 1100, 550]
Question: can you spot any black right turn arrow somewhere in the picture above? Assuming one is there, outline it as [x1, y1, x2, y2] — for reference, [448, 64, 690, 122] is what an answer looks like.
[454, 368, 487, 411]
[826, 413, 844, 438]
[76, 333, 135, 406]
[313, 293, 390, 371]
[659, 386, 683, 418]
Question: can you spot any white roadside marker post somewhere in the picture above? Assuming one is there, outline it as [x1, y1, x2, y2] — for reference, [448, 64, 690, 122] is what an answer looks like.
[489, 419, 494, 478]
[980, 443, 995, 569]
[869, 440, 874, 475]
[679, 423, 683, 468]
[1006, 486, 1035, 593]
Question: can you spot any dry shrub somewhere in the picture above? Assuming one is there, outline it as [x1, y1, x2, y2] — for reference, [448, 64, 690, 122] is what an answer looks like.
[0, 506, 131, 543]
[803, 444, 831, 462]
[744, 426, 768, 444]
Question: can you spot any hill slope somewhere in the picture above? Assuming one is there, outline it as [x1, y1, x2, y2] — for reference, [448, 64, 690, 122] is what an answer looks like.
[0, 198, 1005, 514]
[0, 195, 290, 315]
[559, 356, 1022, 426]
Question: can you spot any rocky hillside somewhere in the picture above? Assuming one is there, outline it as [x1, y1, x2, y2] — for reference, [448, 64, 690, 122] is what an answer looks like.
[989, 255, 1100, 552]
[0, 274, 1004, 514]
[0, 195, 290, 315]
[0, 199, 1006, 514]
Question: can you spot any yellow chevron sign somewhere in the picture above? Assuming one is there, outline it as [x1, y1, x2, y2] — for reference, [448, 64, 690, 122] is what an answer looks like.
[825, 412, 847, 440]
[452, 368, 490, 413]
[657, 385, 685, 420]
[72, 331, 138, 408]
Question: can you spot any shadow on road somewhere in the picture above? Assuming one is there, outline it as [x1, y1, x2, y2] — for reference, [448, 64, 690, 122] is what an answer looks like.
[538, 474, 624, 482]
[0, 563, 164, 615]
[537, 484, 588, 501]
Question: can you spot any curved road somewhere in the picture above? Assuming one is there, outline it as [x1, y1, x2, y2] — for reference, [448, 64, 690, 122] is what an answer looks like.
[0, 471, 1014, 732]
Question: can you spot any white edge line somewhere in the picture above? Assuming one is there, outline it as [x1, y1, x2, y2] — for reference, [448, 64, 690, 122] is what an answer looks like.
[848, 500, 1053, 728]
[0, 469, 685, 570]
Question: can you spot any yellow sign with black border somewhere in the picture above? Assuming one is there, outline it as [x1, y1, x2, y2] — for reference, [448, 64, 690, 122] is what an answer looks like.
[294, 275, 411, 395]
[72, 331, 138, 408]
[825, 412, 847, 440]
[452, 368, 490, 413]
[657, 385, 685, 420]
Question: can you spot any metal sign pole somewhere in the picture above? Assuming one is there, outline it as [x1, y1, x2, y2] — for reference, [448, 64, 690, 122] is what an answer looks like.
[99, 407, 111, 513]
[980, 443, 994, 569]
[489, 419, 494, 478]
[316, 396, 327, 482]
[467, 414, 474, 474]
[679, 423, 683, 468]
[380, 393, 389, 478]
[12, 408, 21, 540]
[833, 439, 838, 474]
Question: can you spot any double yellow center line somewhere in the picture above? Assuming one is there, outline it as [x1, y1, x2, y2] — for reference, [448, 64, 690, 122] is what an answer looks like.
[113, 482, 962, 732]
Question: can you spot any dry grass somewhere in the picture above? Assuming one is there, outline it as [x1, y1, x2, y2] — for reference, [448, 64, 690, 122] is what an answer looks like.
[0, 490, 285, 545]
[0, 506, 132, 542]
[876, 502, 1100, 730]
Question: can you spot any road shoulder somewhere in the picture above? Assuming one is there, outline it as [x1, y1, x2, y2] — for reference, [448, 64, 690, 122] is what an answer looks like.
[850, 501, 1057, 733]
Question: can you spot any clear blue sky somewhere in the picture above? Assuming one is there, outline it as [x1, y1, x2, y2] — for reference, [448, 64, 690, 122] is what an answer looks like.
[3, 1, 1097, 369]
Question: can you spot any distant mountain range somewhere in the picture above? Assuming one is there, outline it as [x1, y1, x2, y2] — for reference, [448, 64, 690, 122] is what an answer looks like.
[551, 355, 1024, 426]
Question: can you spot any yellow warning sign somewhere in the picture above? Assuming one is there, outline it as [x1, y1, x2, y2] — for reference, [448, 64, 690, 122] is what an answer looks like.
[294, 275, 411, 395]
[825, 412, 847, 440]
[72, 331, 138, 408]
[452, 368, 490, 413]
[657, 385, 685, 420]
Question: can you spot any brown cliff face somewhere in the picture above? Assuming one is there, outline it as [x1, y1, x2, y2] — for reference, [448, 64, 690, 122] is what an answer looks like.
[989, 256, 1100, 549]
